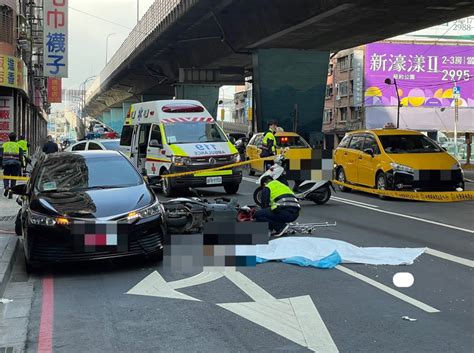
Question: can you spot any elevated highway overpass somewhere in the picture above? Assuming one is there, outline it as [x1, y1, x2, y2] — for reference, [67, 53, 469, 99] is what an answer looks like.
[83, 0, 474, 143]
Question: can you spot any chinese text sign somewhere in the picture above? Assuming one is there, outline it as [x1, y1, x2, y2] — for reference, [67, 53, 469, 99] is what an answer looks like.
[0, 97, 13, 143]
[43, 0, 68, 78]
[365, 43, 473, 107]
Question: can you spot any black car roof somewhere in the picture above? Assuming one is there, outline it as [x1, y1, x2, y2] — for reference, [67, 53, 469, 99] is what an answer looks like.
[46, 150, 122, 160]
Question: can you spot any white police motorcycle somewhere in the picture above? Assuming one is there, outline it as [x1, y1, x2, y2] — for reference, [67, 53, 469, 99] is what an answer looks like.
[253, 151, 334, 206]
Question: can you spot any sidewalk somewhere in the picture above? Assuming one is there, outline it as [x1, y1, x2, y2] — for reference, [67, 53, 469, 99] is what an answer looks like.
[0, 171, 22, 298]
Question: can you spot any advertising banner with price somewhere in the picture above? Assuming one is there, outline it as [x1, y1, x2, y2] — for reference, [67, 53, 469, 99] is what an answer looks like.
[364, 43, 473, 107]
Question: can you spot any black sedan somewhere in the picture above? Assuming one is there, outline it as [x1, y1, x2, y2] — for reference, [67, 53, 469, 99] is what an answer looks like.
[12, 151, 165, 272]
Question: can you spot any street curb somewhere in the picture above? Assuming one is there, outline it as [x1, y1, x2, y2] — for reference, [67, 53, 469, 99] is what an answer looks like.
[0, 236, 19, 298]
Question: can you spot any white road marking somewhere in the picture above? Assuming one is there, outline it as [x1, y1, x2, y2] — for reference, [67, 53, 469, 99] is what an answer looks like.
[290, 296, 339, 353]
[425, 248, 474, 268]
[169, 271, 224, 289]
[223, 270, 275, 301]
[330, 198, 474, 234]
[127, 270, 339, 352]
[126, 271, 200, 301]
[330, 196, 379, 208]
[242, 176, 257, 183]
[242, 177, 472, 234]
[336, 265, 440, 313]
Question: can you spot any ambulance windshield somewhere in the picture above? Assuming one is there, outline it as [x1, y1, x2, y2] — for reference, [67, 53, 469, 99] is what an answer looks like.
[163, 122, 227, 144]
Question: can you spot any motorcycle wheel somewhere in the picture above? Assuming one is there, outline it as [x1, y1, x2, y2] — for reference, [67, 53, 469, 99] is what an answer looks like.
[253, 186, 263, 206]
[309, 185, 331, 205]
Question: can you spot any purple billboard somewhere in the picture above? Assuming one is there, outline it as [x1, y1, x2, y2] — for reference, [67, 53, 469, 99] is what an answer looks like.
[364, 43, 474, 107]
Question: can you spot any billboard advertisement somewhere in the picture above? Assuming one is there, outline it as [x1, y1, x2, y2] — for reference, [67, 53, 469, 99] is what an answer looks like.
[44, 0, 68, 77]
[364, 43, 473, 108]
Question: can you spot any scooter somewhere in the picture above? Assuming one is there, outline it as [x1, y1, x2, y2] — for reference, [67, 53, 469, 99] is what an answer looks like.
[253, 152, 335, 206]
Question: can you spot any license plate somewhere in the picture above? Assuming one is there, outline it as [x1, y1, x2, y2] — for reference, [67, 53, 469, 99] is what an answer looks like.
[206, 176, 222, 185]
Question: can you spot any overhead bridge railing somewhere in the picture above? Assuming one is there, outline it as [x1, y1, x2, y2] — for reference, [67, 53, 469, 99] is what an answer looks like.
[85, 0, 191, 105]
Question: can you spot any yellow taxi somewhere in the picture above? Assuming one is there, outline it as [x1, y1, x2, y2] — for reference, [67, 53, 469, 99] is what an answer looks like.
[246, 131, 312, 175]
[333, 128, 464, 192]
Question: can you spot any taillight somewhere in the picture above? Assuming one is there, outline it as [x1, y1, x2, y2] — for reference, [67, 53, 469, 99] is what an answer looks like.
[162, 104, 204, 113]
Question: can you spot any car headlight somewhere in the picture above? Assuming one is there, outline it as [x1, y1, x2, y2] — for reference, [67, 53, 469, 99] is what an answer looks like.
[172, 156, 191, 166]
[29, 213, 57, 226]
[390, 162, 414, 173]
[231, 153, 240, 163]
[451, 162, 462, 170]
[127, 200, 162, 221]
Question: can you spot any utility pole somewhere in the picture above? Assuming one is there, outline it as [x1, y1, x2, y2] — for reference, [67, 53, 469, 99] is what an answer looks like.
[453, 82, 459, 158]
[137, 0, 140, 24]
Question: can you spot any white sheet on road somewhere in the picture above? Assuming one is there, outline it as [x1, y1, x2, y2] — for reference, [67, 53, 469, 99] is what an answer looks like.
[256, 237, 426, 265]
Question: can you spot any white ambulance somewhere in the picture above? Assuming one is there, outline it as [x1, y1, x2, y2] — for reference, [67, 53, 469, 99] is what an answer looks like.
[119, 100, 242, 196]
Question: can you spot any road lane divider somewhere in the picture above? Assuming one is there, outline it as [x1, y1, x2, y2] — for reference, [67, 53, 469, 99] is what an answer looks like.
[425, 248, 474, 268]
[330, 196, 379, 208]
[332, 180, 474, 202]
[336, 265, 440, 313]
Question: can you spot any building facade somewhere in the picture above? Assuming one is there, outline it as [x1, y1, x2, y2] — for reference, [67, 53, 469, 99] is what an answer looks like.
[0, 0, 50, 151]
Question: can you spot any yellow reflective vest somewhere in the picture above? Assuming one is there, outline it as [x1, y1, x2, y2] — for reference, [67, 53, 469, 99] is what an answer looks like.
[267, 180, 300, 210]
[2, 141, 21, 162]
[17, 139, 28, 156]
[262, 130, 277, 155]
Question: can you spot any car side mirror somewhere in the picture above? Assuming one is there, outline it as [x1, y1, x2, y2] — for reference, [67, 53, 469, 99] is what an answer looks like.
[149, 139, 163, 148]
[363, 148, 374, 157]
[11, 184, 27, 196]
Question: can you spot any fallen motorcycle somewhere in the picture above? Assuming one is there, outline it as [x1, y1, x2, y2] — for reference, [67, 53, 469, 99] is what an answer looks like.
[253, 152, 335, 206]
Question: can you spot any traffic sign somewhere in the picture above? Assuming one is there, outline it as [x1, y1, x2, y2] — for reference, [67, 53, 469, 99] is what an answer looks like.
[453, 86, 461, 99]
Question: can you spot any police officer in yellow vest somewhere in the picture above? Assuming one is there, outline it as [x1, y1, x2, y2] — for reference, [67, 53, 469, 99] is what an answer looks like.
[17, 135, 30, 174]
[260, 121, 278, 171]
[0, 132, 24, 198]
[254, 176, 300, 237]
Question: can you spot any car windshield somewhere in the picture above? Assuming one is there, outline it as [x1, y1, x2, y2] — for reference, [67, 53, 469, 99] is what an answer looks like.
[163, 122, 227, 144]
[35, 154, 142, 193]
[100, 140, 121, 150]
[276, 136, 310, 148]
[378, 134, 443, 153]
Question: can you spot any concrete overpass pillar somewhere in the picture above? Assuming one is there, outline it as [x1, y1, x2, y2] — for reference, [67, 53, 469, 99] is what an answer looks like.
[174, 85, 220, 118]
[252, 49, 329, 146]
[110, 107, 124, 133]
[101, 110, 112, 128]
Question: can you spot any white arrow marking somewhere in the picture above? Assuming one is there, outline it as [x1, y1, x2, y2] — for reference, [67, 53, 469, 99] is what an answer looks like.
[126, 271, 200, 301]
[127, 270, 339, 352]
[169, 271, 224, 289]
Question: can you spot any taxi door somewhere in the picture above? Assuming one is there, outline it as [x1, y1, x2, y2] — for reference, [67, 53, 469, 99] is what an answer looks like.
[357, 134, 381, 187]
[344, 134, 365, 184]
[250, 134, 264, 172]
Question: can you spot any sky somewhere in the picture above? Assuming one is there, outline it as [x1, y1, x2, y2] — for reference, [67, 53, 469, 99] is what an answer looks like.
[61, 0, 154, 91]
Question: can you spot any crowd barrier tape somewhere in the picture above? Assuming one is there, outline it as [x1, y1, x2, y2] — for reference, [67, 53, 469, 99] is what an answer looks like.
[332, 180, 474, 202]
[0, 175, 29, 181]
[159, 156, 275, 179]
[0, 157, 275, 182]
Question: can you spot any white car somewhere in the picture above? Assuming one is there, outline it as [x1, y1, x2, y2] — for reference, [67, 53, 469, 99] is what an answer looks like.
[65, 139, 121, 152]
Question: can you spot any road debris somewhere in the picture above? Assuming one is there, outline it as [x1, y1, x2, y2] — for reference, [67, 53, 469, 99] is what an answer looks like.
[402, 316, 417, 322]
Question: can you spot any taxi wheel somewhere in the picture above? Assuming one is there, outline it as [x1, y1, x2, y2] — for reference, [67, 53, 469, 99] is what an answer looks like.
[376, 172, 389, 200]
[337, 168, 351, 192]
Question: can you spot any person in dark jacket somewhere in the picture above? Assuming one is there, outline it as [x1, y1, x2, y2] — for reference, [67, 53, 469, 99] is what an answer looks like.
[42, 135, 59, 154]
[0, 132, 24, 198]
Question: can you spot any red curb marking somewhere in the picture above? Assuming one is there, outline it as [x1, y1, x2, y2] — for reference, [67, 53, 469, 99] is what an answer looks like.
[37, 276, 54, 353]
